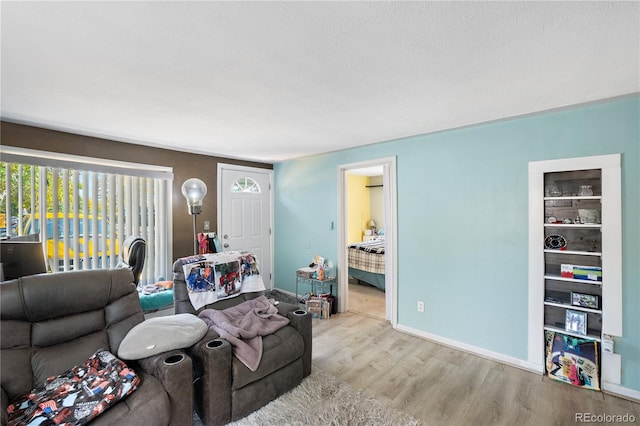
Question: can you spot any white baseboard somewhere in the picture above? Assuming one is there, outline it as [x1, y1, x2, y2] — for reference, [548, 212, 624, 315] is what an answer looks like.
[602, 382, 640, 403]
[395, 324, 543, 374]
[394, 324, 639, 402]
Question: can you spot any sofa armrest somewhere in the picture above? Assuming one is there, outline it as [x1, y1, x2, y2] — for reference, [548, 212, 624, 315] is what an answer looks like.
[287, 309, 312, 377]
[275, 301, 299, 316]
[136, 350, 193, 426]
[188, 329, 233, 426]
[2, 387, 8, 426]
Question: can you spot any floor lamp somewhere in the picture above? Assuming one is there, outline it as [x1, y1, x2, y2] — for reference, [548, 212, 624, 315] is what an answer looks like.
[181, 178, 207, 255]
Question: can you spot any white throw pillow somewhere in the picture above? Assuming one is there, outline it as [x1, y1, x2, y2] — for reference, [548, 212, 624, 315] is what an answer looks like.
[118, 313, 208, 360]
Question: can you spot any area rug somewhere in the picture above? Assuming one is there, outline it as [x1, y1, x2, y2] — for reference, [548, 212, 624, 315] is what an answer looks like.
[265, 288, 300, 305]
[228, 371, 422, 426]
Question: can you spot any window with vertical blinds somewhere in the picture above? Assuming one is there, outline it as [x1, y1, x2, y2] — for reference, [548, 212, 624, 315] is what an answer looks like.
[0, 147, 173, 285]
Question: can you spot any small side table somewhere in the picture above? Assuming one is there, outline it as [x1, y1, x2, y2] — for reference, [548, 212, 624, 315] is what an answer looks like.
[295, 268, 336, 303]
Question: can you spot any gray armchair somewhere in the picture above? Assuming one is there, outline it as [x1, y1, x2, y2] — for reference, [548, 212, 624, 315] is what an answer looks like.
[0, 268, 194, 426]
[172, 258, 312, 425]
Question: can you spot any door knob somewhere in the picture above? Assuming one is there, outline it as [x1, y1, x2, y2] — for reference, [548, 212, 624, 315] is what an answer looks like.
[223, 243, 229, 248]
[223, 234, 228, 239]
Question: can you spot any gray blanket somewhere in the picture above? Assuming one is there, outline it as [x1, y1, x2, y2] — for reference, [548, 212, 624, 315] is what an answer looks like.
[198, 295, 290, 371]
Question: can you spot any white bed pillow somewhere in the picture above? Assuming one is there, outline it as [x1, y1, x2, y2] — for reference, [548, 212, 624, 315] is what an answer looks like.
[118, 313, 208, 360]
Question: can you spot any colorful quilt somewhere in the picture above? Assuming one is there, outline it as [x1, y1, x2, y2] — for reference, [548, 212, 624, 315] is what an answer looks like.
[181, 251, 266, 310]
[7, 350, 140, 425]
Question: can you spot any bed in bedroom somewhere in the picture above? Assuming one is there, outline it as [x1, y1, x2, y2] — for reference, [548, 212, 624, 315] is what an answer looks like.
[347, 237, 385, 291]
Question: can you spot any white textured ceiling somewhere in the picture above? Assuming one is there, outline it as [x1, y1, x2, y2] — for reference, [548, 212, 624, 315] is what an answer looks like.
[1, 1, 638, 162]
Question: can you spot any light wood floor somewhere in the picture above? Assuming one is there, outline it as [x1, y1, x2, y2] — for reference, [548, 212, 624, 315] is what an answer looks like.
[348, 281, 385, 320]
[312, 313, 639, 426]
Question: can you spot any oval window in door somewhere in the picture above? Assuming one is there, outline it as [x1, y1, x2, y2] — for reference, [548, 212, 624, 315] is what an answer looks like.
[231, 177, 261, 193]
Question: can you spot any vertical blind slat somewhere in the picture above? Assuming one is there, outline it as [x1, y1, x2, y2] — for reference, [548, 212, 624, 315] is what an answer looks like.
[146, 178, 155, 284]
[72, 171, 80, 269]
[38, 167, 47, 268]
[52, 169, 60, 271]
[62, 170, 70, 271]
[17, 165, 23, 236]
[100, 173, 108, 269]
[91, 172, 99, 269]
[82, 171, 90, 269]
[30, 166, 36, 222]
[4, 164, 10, 237]
[108, 174, 117, 269]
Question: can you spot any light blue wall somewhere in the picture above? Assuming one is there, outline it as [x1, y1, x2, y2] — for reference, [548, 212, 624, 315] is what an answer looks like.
[273, 96, 640, 391]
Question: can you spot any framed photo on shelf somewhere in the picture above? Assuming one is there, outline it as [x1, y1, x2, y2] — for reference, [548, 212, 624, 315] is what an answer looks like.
[571, 292, 598, 309]
[565, 310, 587, 335]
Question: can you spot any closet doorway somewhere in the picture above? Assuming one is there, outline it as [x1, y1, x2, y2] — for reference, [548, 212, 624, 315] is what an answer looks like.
[337, 157, 397, 326]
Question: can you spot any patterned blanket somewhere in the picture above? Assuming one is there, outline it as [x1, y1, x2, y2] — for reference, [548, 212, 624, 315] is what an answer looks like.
[7, 350, 139, 426]
[181, 251, 266, 310]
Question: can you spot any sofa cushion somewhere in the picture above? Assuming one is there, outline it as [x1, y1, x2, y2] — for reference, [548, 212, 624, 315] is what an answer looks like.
[8, 350, 139, 426]
[33, 331, 111, 386]
[118, 313, 208, 360]
[89, 372, 170, 426]
[232, 325, 304, 390]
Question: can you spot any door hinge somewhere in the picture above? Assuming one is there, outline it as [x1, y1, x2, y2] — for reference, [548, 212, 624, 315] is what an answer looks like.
[269, 228, 272, 235]
[269, 183, 271, 190]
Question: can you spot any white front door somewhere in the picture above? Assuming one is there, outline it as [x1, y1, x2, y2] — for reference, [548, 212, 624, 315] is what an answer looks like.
[218, 164, 273, 288]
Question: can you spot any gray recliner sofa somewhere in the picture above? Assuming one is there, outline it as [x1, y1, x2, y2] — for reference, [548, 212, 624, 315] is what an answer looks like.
[172, 258, 312, 425]
[0, 268, 194, 426]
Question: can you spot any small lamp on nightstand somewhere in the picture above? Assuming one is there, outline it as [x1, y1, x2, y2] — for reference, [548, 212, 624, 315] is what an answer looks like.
[368, 219, 377, 235]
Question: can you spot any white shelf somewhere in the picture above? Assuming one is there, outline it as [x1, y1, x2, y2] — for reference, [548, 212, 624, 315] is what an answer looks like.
[544, 301, 602, 314]
[544, 223, 601, 228]
[544, 196, 601, 201]
[544, 275, 602, 286]
[544, 325, 601, 342]
[543, 249, 601, 256]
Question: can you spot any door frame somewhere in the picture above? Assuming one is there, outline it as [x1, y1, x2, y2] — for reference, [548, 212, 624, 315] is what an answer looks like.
[337, 156, 398, 327]
[217, 163, 274, 289]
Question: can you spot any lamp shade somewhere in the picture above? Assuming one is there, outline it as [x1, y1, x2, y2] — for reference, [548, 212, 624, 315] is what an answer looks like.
[181, 178, 207, 215]
[368, 219, 376, 228]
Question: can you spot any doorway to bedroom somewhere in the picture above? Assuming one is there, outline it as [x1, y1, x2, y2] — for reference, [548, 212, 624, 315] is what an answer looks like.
[338, 157, 397, 326]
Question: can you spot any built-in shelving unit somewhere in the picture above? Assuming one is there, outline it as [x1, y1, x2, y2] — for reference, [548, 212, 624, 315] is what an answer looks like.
[528, 154, 622, 387]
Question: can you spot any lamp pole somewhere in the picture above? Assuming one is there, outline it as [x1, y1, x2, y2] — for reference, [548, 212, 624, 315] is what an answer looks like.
[192, 214, 198, 255]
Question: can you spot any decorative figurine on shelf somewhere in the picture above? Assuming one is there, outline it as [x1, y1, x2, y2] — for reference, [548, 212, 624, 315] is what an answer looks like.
[578, 185, 594, 196]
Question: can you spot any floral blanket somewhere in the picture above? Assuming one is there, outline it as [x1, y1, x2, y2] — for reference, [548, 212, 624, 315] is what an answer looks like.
[7, 350, 139, 426]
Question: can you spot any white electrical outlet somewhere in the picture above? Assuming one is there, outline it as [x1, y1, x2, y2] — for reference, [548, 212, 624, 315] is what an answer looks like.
[204, 220, 210, 231]
[417, 301, 424, 312]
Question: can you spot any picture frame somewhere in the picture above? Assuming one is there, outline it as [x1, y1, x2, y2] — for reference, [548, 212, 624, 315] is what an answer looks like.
[565, 310, 587, 336]
[571, 292, 599, 309]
